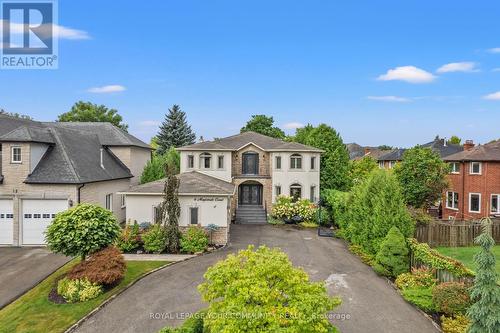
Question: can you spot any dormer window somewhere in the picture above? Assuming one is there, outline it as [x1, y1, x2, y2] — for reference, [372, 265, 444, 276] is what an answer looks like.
[11, 146, 22, 163]
[200, 152, 212, 169]
[290, 154, 302, 169]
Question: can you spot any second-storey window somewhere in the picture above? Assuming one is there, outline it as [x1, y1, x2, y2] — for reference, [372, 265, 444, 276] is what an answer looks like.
[187, 155, 194, 168]
[450, 162, 460, 174]
[200, 152, 212, 169]
[491, 194, 500, 214]
[11, 146, 22, 163]
[275, 156, 282, 170]
[446, 191, 459, 210]
[469, 193, 481, 213]
[470, 162, 482, 175]
[310, 156, 316, 170]
[217, 155, 224, 169]
[290, 154, 302, 169]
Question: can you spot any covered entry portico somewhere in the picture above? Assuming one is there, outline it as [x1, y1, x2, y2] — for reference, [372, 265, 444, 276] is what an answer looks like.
[238, 181, 263, 206]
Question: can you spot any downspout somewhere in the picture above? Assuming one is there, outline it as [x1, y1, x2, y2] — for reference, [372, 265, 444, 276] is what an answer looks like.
[461, 160, 465, 220]
[77, 183, 85, 204]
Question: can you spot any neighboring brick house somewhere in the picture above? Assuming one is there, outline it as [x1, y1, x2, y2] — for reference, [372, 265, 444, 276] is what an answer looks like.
[442, 140, 500, 220]
[0, 114, 151, 246]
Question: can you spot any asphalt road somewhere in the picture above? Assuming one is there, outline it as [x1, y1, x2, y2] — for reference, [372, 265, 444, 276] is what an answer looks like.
[73, 224, 439, 333]
[0, 247, 69, 309]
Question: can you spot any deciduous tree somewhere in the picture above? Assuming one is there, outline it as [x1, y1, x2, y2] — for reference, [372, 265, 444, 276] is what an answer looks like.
[240, 114, 286, 139]
[58, 101, 128, 131]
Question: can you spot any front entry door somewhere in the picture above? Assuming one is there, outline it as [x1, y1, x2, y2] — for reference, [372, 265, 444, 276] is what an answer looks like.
[239, 184, 262, 205]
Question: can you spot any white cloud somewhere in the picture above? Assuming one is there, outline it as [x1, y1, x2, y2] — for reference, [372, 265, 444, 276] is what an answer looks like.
[283, 122, 304, 130]
[0, 20, 90, 40]
[366, 96, 411, 102]
[377, 66, 436, 83]
[483, 91, 500, 100]
[87, 85, 126, 93]
[436, 62, 478, 73]
[487, 47, 500, 53]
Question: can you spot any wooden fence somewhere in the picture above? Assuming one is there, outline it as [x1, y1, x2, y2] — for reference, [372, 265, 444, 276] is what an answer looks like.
[409, 254, 474, 284]
[415, 219, 500, 247]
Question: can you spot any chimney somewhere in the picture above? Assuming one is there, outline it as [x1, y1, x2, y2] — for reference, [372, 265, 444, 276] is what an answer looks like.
[100, 148, 105, 169]
[463, 140, 475, 151]
[364, 147, 371, 155]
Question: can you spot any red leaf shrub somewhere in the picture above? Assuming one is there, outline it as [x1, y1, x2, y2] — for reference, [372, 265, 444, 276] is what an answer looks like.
[68, 246, 126, 285]
[432, 282, 471, 315]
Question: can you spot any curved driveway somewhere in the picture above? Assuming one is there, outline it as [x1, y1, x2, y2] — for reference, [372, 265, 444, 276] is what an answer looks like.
[73, 225, 438, 333]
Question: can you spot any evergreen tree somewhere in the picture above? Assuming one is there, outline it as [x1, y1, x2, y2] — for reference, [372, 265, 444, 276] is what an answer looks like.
[373, 226, 409, 277]
[157, 105, 196, 155]
[140, 147, 180, 184]
[160, 161, 182, 253]
[346, 170, 414, 255]
[467, 218, 500, 333]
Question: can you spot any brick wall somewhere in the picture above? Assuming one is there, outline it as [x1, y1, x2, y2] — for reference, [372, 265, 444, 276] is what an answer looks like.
[443, 161, 500, 220]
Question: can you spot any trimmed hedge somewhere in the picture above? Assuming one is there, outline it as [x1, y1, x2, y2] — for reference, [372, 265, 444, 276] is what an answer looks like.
[432, 282, 471, 315]
[408, 239, 475, 278]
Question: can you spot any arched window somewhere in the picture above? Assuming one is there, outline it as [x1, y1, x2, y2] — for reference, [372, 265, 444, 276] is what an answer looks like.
[199, 152, 212, 169]
[290, 154, 302, 169]
[290, 183, 302, 200]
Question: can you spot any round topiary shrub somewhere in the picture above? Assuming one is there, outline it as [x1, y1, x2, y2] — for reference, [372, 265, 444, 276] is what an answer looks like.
[45, 203, 121, 259]
[432, 282, 471, 315]
[180, 226, 209, 254]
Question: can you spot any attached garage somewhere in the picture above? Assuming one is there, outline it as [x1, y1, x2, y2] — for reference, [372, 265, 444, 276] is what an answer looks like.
[21, 199, 68, 245]
[0, 199, 14, 245]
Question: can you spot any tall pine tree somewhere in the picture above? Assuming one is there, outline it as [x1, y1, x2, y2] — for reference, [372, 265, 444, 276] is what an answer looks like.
[157, 105, 196, 154]
[467, 217, 500, 333]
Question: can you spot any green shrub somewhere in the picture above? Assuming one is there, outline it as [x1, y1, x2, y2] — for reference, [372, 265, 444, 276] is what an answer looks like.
[272, 196, 317, 221]
[324, 189, 350, 229]
[142, 224, 167, 253]
[116, 223, 141, 253]
[46, 203, 121, 259]
[349, 244, 375, 266]
[441, 315, 470, 333]
[300, 221, 319, 228]
[395, 268, 437, 290]
[408, 239, 475, 278]
[141, 147, 180, 184]
[345, 170, 414, 255]
[57, 277, 103, 303]
[158, 312, 205, 333]
[180, 226, 209, 254]
[198, 245, 341, 332]
[68, 246, 126, 285]
[432, 282, 471, 315]
[373, 227, 409, 278]
[401, 287, 436, 313]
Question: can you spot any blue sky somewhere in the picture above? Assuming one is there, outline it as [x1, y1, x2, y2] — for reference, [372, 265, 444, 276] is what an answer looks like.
[1, 0, 499, 147]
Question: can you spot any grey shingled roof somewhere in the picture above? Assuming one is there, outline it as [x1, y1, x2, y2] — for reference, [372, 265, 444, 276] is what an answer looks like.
[123, 171, 235, 195]
[444, 141, 500, 162]
[177, 131, 323, 152]
[0, 114, 149, 184]
[378, 148, 406, 161]
[421, 137, 463, 158]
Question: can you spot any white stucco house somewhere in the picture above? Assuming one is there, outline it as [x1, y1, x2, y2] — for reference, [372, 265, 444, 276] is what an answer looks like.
[122, 131, 322, 244]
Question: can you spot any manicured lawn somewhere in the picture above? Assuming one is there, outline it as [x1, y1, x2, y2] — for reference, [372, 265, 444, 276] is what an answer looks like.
[0, 260, 168, 333]
[436, 245, 500, 278]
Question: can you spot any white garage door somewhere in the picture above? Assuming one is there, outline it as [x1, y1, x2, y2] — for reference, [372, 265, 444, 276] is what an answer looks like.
[22, 199, 68, 245]
[0, 199, 14, 245]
